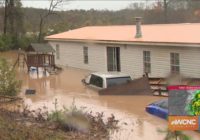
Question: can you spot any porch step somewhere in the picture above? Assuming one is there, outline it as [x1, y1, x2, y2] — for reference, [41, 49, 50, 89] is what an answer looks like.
[148, 77, 168, 96]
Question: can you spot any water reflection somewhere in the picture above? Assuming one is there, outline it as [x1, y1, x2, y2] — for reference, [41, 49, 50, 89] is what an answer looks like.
[18, 67, 167, 140]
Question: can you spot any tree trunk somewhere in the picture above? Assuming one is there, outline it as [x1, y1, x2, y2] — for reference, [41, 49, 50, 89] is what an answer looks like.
[38, 18, 44, 42]
[164, 0, 168, 23]
[3, 0, 8, 34]
[8, 0, 14, 34]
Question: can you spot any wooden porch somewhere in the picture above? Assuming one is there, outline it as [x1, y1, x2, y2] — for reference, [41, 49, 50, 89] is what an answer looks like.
[26, 43, 56, 73]
[27, 53, 55, 70]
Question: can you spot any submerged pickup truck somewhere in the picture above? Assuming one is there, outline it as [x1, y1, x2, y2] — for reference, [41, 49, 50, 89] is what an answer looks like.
[82, 72, 132, 90]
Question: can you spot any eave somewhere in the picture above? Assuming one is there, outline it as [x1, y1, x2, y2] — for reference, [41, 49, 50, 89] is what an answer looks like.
[45, 38, 200, 48]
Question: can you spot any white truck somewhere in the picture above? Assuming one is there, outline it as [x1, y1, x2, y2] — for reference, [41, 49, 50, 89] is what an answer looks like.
[82, 72, 132, 90]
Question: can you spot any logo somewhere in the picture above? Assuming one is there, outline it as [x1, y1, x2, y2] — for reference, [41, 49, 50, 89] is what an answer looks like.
[168, 116, 199, 130]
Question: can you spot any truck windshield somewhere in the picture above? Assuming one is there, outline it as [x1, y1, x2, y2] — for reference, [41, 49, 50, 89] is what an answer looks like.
[106, 77, 131, 88]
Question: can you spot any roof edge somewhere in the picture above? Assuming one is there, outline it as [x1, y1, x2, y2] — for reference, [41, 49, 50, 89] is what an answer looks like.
[45, 38, 200, 48]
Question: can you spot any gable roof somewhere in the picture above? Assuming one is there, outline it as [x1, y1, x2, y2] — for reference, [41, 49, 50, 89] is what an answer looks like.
[27, 43, 55, 53]
[45, 23, 200, 46]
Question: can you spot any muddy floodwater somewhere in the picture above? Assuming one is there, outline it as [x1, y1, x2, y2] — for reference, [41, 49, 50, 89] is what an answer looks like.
[1, 51, 200, 140]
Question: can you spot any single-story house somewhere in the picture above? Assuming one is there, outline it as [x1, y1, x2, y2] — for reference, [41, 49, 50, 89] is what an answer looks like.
[45, 18, 200, 78]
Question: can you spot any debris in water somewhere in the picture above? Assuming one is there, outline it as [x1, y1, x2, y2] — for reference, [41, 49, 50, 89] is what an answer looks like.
[25, 89, 36, 95]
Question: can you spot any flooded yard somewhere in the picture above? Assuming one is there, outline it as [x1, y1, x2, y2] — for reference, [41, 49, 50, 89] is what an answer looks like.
[1, 51, 200, 140]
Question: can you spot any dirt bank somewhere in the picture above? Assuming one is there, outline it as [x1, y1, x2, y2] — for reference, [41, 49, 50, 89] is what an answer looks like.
[0, 104, 118, 140]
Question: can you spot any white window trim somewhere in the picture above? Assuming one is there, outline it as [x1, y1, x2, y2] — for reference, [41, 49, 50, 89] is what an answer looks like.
[143, 51, 151, 73]
[83, 46, 88, 64]
[170, 52, 180, 73]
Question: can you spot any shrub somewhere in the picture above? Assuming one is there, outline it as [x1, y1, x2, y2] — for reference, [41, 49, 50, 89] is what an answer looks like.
[0, 35, 38, 51]
[12, 36, 37, 50]
[0, 58, 21, 96]
[158, 129, 191, 140]
[0, 35, 12, 51]
[48, 98, 90, 133]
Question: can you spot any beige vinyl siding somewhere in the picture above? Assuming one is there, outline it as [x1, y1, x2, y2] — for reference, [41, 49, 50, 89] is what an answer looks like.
[179, 48, 200, 78]
[49, 42, 107, 72]
[49, 41, 200, 79]
[120, 45, 143, 78]
[121, 45, 200, 78]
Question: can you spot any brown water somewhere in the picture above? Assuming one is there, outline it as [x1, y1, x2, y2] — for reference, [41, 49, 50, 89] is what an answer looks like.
[1, 51, 200, 140]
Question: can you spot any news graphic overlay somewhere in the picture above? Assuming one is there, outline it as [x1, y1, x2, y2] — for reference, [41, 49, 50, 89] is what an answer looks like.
[168, 86, 200, 130]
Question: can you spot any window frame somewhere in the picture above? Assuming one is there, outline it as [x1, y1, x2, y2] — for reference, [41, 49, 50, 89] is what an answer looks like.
[170, 53, 180, 73]
[83, 46, 89, 64]
[143, 51, 151, 73]
[89, 74, 103, 88]
[106, 76, 131, 88]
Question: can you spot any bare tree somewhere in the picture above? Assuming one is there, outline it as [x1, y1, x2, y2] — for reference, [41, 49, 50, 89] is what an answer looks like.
[3, 0, 8, 34]
[8, 0, 14, 33]
[38, 0, 67, 42]
[3, 0, 22, 35]
[155, 0, 170, 23]
[127, 2, 145, 10]
[163, 0, 168, 23]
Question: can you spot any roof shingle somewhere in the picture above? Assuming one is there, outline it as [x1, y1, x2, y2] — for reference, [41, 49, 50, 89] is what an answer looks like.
[27, 43, 55, 53]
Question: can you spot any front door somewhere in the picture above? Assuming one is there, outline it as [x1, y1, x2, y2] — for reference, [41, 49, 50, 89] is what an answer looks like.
[107, 47, 120, 72]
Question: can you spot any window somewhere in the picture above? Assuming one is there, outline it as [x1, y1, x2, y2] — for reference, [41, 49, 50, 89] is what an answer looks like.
[157, 100, 168, 109]
[56, 44, 60, 59]
[106, 77, 131, 88]
[89, 74, 103, 88]
[83, 46, 88, 64]
[170, 53, 180, 73]
[107, 47, 120, 71]
[143, 51, 151, 73]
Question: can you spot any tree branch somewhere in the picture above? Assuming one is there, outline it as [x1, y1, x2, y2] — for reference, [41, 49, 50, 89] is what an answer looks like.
[38, 0, 68, 42]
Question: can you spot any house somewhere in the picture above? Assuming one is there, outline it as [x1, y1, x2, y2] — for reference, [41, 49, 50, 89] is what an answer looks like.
[45, 18, 200, 78]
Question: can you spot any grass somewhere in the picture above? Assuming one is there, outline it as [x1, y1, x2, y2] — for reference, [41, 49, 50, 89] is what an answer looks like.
[0, 98, 119, 140]
[0, 110, 67, 140]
